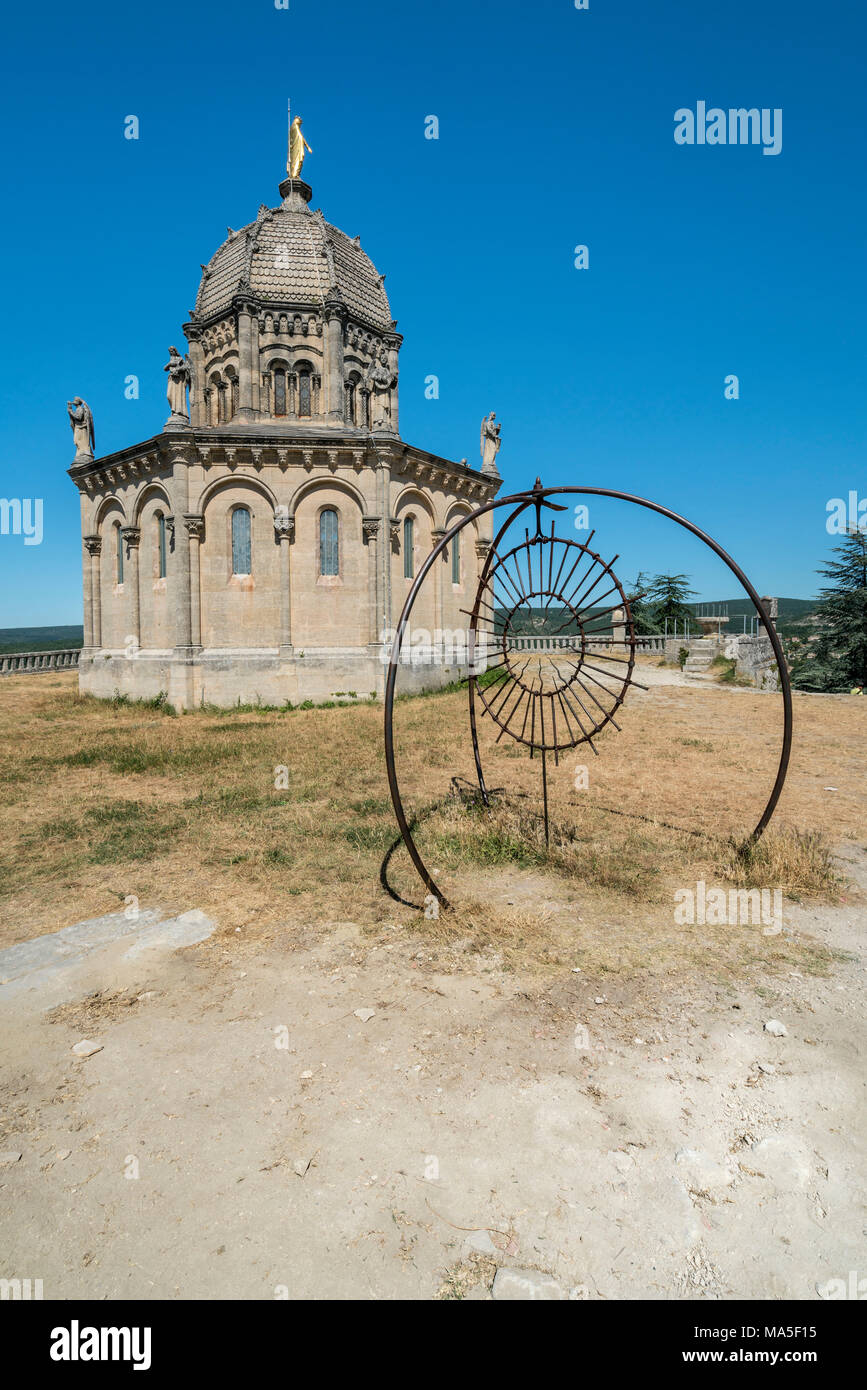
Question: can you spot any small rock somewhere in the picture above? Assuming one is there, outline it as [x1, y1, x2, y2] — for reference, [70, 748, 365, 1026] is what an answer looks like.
[757, 1062, 776, 1074]
[55, 1149, 72, 1162]
[816, 1278, 842, 1300]
[300, 1070, 313, 1080]
[751, 1135, 812, 1190]
[0, 1151, 22, 1167]
[674, 1147, 735, 1189]
[71, 1040, 103, 1058]
[764, 1020, 787, 1037]
[292, 1157, 312, 1177]
[463, 1229, 498, 1257]
[353, 1008, 376, 1023]
[492, 1267, 568, 1301]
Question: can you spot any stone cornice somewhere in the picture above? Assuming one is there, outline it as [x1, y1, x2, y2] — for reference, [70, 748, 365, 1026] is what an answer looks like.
[68, 428, 499, 502]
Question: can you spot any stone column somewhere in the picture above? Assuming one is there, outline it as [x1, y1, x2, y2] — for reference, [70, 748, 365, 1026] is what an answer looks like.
[250, 313, 261, 414]
[184, 515, 204, 648]
[274, 511, 295, 656]
[376, 455, 392, 641]
[169, 510, 193, 653]
[384, 333, 401, 436]
[363, 517, 382, 647]
[185, 327, 205, 426]
[237, 304, 254, 414]
[475, 537, 492, 584]
[324, 295, 345, 421]
[431, 528, 446, 653]
[120, 527, 141, 647]
[83, 536, 101, 649]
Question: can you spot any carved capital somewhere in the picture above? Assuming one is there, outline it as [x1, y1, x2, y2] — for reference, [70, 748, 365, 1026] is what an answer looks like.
[274, 510, 295, 541]
[389, 517, 400, 544]
[120, 525, 140, 551]
[475, 539, 492, 560]
[183, 514, 205, 541]
[362, 516, 381, 543]
[83, 534, 102, 557]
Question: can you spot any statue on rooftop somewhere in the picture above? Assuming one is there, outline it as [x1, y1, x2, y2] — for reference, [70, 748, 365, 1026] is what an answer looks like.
[67, 397, 95, 460]
[164, 346, 191, 422]
[288, 116, 312, 180]
[480, 412, 501, 475]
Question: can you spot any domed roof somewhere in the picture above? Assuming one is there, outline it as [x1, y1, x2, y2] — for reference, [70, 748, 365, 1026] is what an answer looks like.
[194, 184, 394, 334]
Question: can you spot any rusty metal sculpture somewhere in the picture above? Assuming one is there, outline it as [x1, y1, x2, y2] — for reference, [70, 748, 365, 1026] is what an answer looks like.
[385, 480, 793, 909]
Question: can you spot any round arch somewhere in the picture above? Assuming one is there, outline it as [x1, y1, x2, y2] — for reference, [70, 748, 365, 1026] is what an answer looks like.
[94, 495, 127, 528]
[288, 474, 366, 519]
[393, 485, 436, 524]
[132, 482, 172, 524]
[195, 473, 280, 517]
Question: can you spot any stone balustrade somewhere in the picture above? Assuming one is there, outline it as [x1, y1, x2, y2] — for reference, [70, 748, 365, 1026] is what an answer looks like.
[506, 634, 667, 653]
[0, 649, 81, 676]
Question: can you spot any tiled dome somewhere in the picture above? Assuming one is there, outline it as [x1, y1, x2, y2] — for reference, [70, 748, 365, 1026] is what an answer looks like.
[194, 184, 393, 334]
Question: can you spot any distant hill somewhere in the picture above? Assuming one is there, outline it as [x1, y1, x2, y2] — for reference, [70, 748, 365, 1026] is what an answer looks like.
[0, 625, 84, 654]
[687, 598, 818, 639]
[492, 598, 818, 639]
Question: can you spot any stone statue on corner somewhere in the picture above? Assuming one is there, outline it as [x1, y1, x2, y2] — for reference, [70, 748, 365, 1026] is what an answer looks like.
[67, 397, 95, 460]
[480, 412, 501, 475]
[164, 346, 191, 424]
[367, 357, 395, 431]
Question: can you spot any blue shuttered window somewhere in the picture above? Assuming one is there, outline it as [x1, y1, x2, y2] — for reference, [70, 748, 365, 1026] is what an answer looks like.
[320, 508, 339, 576]
[157, 514, 167, 579]
[116, 524, 123, 584]
[451, 534, 460, 585]
[231, 507, 252, 575]
[403, 517, 414, 579]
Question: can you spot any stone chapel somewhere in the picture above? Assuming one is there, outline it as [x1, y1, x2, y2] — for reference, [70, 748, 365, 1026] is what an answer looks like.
[69, 132, 501, 708]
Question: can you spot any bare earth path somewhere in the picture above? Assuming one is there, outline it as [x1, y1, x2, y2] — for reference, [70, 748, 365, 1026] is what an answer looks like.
[1, 848, 864, 1301]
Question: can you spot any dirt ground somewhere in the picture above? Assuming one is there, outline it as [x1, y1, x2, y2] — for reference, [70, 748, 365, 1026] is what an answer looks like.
[0, 670, 864, 1300]
[1, 849, 864, 1300]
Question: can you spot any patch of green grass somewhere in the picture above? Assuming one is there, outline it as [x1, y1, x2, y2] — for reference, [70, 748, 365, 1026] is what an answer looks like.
[29, 799, 187, 866]
[338, 823, 396, 852]
[60, 740, 245, 775]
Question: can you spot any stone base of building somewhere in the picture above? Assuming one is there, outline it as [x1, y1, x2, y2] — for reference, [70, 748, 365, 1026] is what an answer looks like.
[78, 647, 469, 710]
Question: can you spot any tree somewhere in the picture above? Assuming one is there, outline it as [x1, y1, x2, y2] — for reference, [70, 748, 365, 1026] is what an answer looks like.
[790, 529, 867, 692]
[645, 573, 697, 631]
[625, 571, 662, 635]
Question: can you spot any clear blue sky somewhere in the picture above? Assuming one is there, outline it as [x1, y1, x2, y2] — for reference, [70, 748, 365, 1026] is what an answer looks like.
[1, 0, 864, 625]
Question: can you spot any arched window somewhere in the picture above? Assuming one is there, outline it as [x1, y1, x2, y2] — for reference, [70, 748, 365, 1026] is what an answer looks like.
[115, 522, 124, 584]
[273, 368, 287, 416]
[208, 377, 221, 426]
[231, 507, 252, 576]
[156, 512, 167, 579]
[451, 533, 460, 585]
[298, 367, 312, 417]
[403, 516, 415, 579]
[320, 508, 339, 576]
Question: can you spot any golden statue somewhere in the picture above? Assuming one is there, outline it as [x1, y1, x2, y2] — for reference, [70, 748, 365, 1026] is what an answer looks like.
[288, 115, 312, 179]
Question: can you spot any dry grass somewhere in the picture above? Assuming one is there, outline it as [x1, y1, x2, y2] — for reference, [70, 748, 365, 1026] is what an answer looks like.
[0, 669, 863, 983]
